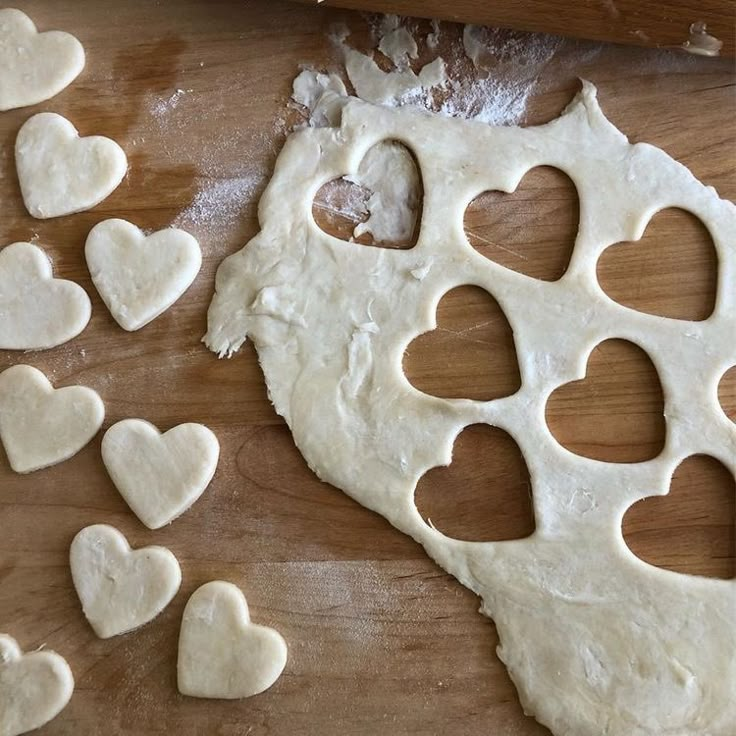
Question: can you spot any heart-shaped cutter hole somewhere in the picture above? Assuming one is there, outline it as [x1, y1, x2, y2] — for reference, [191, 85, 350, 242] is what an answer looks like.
[623, 454, 735, 579]
[403, 285, 521, 402]
[415, 424, 535, 542]
[312, 139, 422, 249]
[545, 338, 665, 463]
[597, 207, 717, 321]
[718, 365, 735, 423]
[464, 165, 579, 281]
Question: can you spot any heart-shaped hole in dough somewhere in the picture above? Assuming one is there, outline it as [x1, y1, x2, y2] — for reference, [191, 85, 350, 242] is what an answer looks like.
[464, 166, 579, 281]
[545, 339, 665, 463]
[415, 424, 534, 542]
[312, 139, 422, 249]
[597, 207, 717, 321]
[403, 285, 521, 401]
[623, 455, 735, 579]
[718, 365, 735, 423]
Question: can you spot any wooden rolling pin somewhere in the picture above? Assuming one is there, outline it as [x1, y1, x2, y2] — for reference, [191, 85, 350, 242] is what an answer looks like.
[295, 0, 735, 57]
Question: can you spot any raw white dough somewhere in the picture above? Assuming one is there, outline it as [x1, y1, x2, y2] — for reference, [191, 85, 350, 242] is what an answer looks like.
[346, 141, 420, 244]
[344, 46, 446, 105]
[69, 524, 181, 638]
[0, 242, 90, 350]
[85, 219, 201, 331]
[0, 8, 84, 112]
[378, 26, 418, 67]
[205, 84, 736, 736]
[291, 70, 347, 128]
[15, 112, 127, 219]
[0, 633, 74, 736]
[177, 581, 287, 699]
[0, 365, 104, 474]
[101, 419, 219, 529]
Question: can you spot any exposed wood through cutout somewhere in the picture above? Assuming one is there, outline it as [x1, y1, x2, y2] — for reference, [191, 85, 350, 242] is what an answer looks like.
[403, 285, 521, 401]
[719, 366, 736, 423]
[312, 140, 422, 249]
[597, 207, 718, 321]
[415, 424, 535, 542]
[545, 339, 665, 463]
[464, 166, 579, 281]
[623, 455, 735, 579]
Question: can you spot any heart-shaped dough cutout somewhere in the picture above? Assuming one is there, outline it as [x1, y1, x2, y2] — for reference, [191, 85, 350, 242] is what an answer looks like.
[85, 219, 202, 331]
[101, 419, 219, 529]
[70, 524, 181, 638]
[0, 633, 74, 736]
[0, 8, 84, 111]
[0, 365, 104, 474]
[0, 242, 91, 350]
[178, 581, 287, 699]
[16, 112, 127, 219]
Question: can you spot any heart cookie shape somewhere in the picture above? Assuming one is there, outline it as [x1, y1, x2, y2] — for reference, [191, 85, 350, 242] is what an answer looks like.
[0, 8, 85, 111]
[16, 112, 127, 219]
[177, 581, 288, 699]
[0, 365, 104, 474]
[101, 419, 219, 529]
[0, 633, 74, 736]
[86, 219, 202, 331]
[0, 242, 91, 350]
[70, 524, 182, 638]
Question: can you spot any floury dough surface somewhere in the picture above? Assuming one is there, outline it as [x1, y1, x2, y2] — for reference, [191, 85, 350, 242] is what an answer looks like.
[206, 85, 736, 735]
[177, 581, 288, 699]
[70, 524, 181, 638]
[0, 8, 84, 112]
[85, 219, 202, 331]
[0, 242, 90, 350]
[0, 365, 104, 474]
[0, 634, 74, 736]
[15, 112, 127, 219]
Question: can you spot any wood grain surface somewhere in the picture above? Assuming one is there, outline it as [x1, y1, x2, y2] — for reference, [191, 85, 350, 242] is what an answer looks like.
[0, 2, 734, 735]
[297, 0, 736, 56]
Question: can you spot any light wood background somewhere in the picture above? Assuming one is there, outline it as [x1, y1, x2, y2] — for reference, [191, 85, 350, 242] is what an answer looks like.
[0, 2, 734, 735]
[298, 0, 736, 57]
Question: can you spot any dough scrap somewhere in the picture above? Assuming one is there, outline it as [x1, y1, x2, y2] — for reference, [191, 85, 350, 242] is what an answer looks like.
[85, 219, 202, 331]
[70, 524, 181, 638]
[0, 365, 104, 474]
[205, 84, 736, 736]
[0, 633, 74, 736]
[0, 8, 84, 112]
[177, 581, 287, 699]
[0, 242, 90, 350]
[15, 112, 127, 219]
[101, 419, 219, 529]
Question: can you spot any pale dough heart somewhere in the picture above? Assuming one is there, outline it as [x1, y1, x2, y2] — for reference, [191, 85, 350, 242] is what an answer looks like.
[85, 219, 202, 331]
[0, 634, 74, 736]
[69, 524, 181, 639]
[0, 8, 84, 112]
[15, 112, 127, 219]
[0, 365, 104, 474]
[0, 242, 91, 350]
[177, 581, 287, 699]
[101, 419, 219, 529]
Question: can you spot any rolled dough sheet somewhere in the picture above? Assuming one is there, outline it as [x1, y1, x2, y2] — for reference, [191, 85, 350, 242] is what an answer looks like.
[205, 84, 736, 735]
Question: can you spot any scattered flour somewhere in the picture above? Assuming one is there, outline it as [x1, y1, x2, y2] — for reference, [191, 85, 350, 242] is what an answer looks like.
[173, 174, 264, 229]
[295, 16, 565, 239]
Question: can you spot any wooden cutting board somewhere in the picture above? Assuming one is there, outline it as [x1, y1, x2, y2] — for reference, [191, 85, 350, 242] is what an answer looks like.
[0, 2, 734, 735]
[297, 0, 736, 56]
